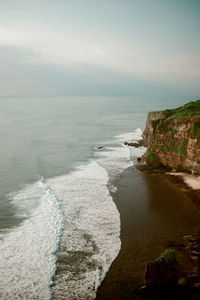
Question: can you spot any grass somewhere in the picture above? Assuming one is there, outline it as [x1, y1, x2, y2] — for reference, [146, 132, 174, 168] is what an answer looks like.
[151, 119, 170, 134]
[151, 100, 200, 119]
[155, 249, 176, 263]
[190, 120, 200, 137]
[172, 147, 187, 155]
[145, 151, 156, 160]
[150, 100, 200, 140]
[158, 145, 187, 155]
[145, 100, 200, 162]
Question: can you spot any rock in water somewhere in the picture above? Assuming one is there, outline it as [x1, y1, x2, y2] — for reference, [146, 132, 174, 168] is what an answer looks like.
[124, 140, 144, 147]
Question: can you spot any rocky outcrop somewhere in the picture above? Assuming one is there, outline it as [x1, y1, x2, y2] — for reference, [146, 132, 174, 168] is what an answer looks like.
[137, 236, 200, 299]
[141, 100, 200, 174]
[145, 249, 179, 286]
[124, 140, 144, 147]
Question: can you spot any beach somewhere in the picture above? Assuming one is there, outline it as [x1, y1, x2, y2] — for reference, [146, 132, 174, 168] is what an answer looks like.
[96, 166, 200, 299]
[0, 96, 198, 299]
[0, 96, 170, 299]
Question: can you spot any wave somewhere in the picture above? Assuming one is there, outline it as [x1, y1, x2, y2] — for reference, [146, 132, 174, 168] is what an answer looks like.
[0, 178, 65, 299]
[95, 128, 146, 177]
[51, 128, 145, 299]
[0, 128, 145, 299]
[49, 161, 121, 300]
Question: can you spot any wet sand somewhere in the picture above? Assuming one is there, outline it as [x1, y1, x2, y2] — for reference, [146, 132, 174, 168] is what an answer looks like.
[96, 166, 200, 300]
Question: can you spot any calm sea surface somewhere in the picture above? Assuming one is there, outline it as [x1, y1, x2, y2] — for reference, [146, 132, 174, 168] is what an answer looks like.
[0, 96, 185, 299]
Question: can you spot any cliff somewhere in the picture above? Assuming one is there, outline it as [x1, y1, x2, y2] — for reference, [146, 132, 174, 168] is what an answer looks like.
[142, 100, 200, 174]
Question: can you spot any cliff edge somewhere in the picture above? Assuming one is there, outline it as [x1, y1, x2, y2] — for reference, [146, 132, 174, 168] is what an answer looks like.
[142, 99, 200, 174]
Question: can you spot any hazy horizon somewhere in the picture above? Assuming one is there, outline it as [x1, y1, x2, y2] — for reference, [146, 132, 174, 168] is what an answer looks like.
[0, 0, 199, 98]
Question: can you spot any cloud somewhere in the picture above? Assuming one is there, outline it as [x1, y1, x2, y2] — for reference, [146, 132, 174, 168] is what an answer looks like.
[0, 45, 192, 97]
[0, 0, 199, 96]
[0, 24, 199, 88]
[0, 26, 110, 67]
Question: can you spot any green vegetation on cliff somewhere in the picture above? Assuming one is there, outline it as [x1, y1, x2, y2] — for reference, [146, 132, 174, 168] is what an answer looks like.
[145, 151, 156, 160]
[190, 119, 200, 137]
[158, 145, 187, 155]
[155, 249, 176, 263]
[150, 100, 200, 139]
[156, 100, 200, 118]
[142, 99, 200, 173]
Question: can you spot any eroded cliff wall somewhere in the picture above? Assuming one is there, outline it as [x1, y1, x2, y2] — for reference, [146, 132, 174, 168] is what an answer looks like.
[142, 100, 200, 174]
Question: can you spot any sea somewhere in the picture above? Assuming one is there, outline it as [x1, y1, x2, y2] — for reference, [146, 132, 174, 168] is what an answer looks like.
[0, 96, 185, 299]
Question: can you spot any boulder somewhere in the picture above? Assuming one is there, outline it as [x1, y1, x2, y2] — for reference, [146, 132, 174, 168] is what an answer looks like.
[145, 249, 179, 286]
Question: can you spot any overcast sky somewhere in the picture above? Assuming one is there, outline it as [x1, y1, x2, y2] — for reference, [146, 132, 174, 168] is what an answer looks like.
[0, 0, 200, 96]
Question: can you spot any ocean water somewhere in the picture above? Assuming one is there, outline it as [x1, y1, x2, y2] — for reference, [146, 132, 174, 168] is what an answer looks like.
[0, 96, 184, 299]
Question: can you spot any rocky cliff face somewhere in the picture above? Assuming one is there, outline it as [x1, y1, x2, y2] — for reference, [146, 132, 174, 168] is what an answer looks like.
[142, 100, 200, 175]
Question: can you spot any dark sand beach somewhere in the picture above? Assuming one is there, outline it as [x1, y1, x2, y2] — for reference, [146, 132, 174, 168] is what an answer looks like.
[96, 166, 200, 300]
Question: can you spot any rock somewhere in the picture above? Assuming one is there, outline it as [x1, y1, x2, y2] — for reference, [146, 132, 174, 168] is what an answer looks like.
[178, 277, 187, 286]
[49, 281, 55, 287]
[145, 249, 179, 286]
[165, 240, 177, 248]
[139, 235, 200, 299]
[137, 157, 142, 162]
[96, 146, 103, 150]
[141, 99, 200, 174]
[124, 140, 144, 147]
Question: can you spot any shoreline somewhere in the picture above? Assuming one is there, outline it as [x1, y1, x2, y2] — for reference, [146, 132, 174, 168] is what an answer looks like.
[96, 166, 200, 300]
[165, 172, 200, 206]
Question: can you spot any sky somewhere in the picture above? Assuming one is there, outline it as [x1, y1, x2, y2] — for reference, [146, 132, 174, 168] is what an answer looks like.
[0, 0, 200, 97]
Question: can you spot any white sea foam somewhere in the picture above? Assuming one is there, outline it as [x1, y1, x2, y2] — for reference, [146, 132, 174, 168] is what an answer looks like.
[49, 161, 121, 300]
[0, 128, 145, 300]
[114, 128, 143, 142]
[95, 128, 146, 177]
[50, 128, 145, 299]
[0, 179, 64, 300]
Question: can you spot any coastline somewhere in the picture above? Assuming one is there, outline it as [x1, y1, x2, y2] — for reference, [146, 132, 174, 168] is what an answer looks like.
[165, 172, 200, 206]
[96, 165, 200, 300]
